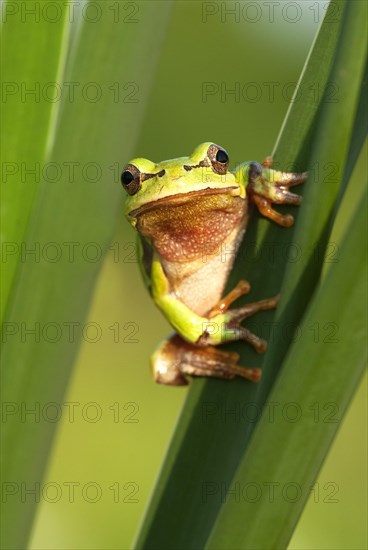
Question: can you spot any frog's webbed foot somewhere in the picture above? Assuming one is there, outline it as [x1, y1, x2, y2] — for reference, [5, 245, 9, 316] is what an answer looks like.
[247, 159, 307, 227]
[151, 334, 261, 386]
[206, 280, 279, 354]
[226, 294, 279, 353]
[204, 292, 279, 354]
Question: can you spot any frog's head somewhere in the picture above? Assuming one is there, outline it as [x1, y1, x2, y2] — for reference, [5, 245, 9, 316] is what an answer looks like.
[121, 142, 244, 226]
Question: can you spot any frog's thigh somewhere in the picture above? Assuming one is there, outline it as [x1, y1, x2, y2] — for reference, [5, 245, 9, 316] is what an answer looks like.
[151, 334, 261, 386]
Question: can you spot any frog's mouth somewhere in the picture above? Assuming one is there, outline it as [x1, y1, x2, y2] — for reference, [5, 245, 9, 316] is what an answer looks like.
[129, 186, 239, 218]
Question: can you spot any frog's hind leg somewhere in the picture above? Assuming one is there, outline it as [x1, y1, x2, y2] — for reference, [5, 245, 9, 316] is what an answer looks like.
[206, 280, 279, 354]
[220, 294, 280, 353]
[151, 334, 261, 386]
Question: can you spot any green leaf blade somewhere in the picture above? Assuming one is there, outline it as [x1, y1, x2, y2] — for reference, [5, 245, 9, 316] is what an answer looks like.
[1, 13, 70, 324]
[207, 183, 367, 550]
[260, 0, 367, 399]
[1, 3, 172, 548]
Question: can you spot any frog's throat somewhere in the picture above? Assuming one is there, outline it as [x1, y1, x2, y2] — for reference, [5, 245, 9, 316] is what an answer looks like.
[134, 193, 246, 263]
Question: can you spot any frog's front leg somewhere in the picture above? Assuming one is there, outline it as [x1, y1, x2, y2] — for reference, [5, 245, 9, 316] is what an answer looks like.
[237, 160, 307, 227]
[151, 334, 262, 386]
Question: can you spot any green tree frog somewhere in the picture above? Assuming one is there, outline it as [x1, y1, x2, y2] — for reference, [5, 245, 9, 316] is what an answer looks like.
[121, 143, 306, 386]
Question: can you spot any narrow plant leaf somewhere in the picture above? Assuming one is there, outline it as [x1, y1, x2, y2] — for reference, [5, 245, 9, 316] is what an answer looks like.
[0, 3, 172, 548]
[0, 10, 69, 324]
[134, 2, 356, 549]
[339, 62, 368, 201]
[259, 0, 367, 399]
[207, 183, 367, 549]
[207, 1, 367, 543]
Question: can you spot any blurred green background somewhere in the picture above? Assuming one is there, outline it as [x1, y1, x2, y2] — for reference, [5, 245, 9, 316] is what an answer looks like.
[20, 1, 366, 548]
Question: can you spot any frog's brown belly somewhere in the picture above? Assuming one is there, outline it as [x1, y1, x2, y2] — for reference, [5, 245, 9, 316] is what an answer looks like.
[137, 194, 246, 263]
[162, 217, 248, 317]
[137, 192, 249, 316]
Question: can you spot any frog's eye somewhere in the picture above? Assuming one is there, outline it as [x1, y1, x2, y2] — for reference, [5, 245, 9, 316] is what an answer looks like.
[207, 144, 229, 175]
[215, 149, 229, 163]
[121, 164, 141, 195]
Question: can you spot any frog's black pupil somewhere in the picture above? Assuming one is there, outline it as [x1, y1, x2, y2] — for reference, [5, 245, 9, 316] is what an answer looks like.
[121, 170, 134, 186]
[216, 150, 228, 163]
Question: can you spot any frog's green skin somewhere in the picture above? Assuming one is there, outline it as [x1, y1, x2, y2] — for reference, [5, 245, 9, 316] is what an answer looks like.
[122, 143, 307, 385]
